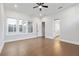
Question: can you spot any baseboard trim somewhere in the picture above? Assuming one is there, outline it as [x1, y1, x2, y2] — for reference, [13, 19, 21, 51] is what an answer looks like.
[52, 35, 79, 45]
[5, 36, 43, 43]
[60, 39, 79, 45]
[45, 36, 54, 39]
[0, 42, 5, 54]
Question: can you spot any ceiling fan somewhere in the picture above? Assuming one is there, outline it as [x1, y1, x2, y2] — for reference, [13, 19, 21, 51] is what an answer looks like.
[33, 3, 48, 11]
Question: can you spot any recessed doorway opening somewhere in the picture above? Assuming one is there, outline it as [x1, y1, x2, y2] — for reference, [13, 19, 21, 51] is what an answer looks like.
[42, 22, 45, 38]
[54, 19, 60, 38]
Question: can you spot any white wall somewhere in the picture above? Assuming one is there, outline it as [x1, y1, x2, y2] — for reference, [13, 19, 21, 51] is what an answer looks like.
[55, 4, 79, 44]
[4, 10, 42, 42]
[44, 4, 79, 45]
[44, 17, 55, 39]
[0, 4, 5, 53]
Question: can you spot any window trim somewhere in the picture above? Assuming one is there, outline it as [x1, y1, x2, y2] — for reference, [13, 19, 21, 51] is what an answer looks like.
[6, 17, 33, 36]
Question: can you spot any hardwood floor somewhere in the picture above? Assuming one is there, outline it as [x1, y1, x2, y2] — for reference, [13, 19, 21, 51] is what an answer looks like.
[0, 37, 79, 56]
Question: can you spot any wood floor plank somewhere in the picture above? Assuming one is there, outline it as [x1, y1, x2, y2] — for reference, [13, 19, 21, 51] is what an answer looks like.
[0, 37, 79, 56]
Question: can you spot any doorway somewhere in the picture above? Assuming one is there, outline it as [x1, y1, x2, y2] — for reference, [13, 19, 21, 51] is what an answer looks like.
[42, 22, 45, 37]
[54, 20, 60, 38]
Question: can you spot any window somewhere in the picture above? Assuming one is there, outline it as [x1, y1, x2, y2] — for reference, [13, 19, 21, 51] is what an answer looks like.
[28, 22, 33, 33]
[18, 20, 23, 32]
[7, 18, 33, 34]
[18, 20, 28, 33]
[23, 22, 27, 33]
[7, 18, 17, 32]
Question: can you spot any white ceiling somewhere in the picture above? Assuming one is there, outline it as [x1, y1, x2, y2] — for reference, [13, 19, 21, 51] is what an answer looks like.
[4, 3, 76, 17]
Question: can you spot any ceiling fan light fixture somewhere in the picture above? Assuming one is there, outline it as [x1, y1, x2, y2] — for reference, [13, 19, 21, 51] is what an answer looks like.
[39, 6, 42, 8]
[33, 3, 48, 11]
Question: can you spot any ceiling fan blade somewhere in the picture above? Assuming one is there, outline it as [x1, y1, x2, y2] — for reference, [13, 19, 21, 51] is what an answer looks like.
[33, 6, 38, 8]
[41, 3, 44, 5]
[42, 6, 48, 8]
[36, 3, 41, 6]
[36, 3, 44, 6]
